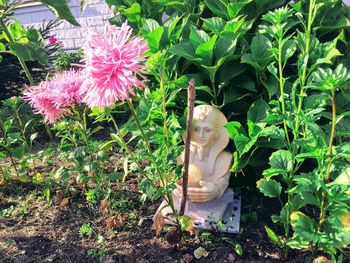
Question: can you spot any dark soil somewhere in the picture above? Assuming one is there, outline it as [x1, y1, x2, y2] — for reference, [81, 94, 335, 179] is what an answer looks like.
[1, 176, 343, 263]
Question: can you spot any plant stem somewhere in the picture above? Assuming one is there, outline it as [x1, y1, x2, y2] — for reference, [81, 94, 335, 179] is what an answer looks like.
[294, 0, 315, 135]
[0, 123, 19, 177]
[210, 76, 218, 105]
[125, 100, 180, 227]
[126, 99, 158, 167]
[160, 76, 169, 147]
[278, 37, 291, 148]
[0, 18, 34, 85]
[318, 92, 337, 231]
[108, 112, 175, 212]
[160, 76, 170, 184]
[180, 79, 196, 216]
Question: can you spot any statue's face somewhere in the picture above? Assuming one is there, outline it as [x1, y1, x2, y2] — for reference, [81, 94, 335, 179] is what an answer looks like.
[192, 118, 217, 147]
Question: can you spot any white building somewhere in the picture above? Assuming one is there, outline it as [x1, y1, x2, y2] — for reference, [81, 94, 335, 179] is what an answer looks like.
[14, 0, 112, 50]
[13, 0, 350, 51]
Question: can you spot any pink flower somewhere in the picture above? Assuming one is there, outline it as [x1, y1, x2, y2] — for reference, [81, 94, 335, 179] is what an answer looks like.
[23, 69, 83, 124]
[79, 21, 148, 108]
[48, 36, 57, 44]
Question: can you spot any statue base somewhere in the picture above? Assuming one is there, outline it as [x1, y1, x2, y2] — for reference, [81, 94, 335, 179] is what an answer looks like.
[155, 188, 241, 233]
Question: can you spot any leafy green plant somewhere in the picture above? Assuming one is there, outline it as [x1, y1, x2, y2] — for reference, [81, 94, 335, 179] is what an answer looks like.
[53, 106, 116, 204]
[0, 97, 41, 181]
[53, 49, 83, 72]
[79, 223, 93, 237]
[226, 1, 350, 259]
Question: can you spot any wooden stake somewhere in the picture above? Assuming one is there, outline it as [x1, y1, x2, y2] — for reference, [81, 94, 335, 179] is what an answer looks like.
[180, 79, 196, 216]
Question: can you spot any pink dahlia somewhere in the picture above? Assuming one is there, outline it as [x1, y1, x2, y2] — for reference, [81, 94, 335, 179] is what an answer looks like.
[79, 21, 148, 108]
[23, 69, 83, 124]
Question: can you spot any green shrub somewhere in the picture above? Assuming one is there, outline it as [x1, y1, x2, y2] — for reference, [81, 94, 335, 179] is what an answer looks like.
[53, 49, 83, 72]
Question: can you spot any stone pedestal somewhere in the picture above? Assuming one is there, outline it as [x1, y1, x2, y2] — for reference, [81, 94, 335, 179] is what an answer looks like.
[156, 188, 241, 233]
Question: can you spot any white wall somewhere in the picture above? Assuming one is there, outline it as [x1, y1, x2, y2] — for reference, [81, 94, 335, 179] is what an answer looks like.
[14, 0, 112, 50]
[13, 0, 350, 50]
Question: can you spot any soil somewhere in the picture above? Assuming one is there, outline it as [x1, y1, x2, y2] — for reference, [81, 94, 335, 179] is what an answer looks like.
[2, 175, 345, 263]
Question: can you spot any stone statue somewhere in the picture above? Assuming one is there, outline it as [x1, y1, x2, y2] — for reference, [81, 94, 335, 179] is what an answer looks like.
[155, 105, 241, 233]
[175, 105, 232, 202]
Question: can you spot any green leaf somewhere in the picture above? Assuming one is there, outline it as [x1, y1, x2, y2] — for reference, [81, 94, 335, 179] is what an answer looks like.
[286, 238, 309, 249]
[39, 0, 80, 26]
[189, 28, 209, 49]
[282, 39, 296, 62]
[218, 60, 247, 87]
[153, 0, 186, 11]
[201, 17, 225, 34]
[226, 1, 251, 18]
[251, 35, 272, 68]
[214, 32, 238, 62]
[290, 212, 318, 244]
[123, 3, 141, 23]
[230, 151, 250, 172]
[223, 17, 244, 33]
[80, 0, 88, 13]
[225, 122, 256, 156]
[247, 98, 269, 137]
[256, 126, 285, 149]
[330, 168, 350, 186]
[256, 178, 282, 198]
[8, 20, 28, 44]
[234, 243, 243, 256]
[141, 19, 160, 36]
[261, 75, 277, 98]
[0, 42, 5, 51]
[147, 27, 164, 52]
[9, 43, 48, 65]
[196, 35, 217, 65]
[235, 75, 256, 92]
[241, 53, 263, 71]
[26, 29, 41, 43]
[206, 0, 229, 19]
[169, 42, 197, 61]
[43, 188, 51, 201]
[264, 226, 281, 246]
[263, 150, 292, 178]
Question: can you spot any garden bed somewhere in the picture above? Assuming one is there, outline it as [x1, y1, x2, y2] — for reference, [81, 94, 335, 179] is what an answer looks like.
[0, 175, 326, 263]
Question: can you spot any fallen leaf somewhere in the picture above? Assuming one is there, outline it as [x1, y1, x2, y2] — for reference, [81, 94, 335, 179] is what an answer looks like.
[55, 190, 64, 205]
[165, 227, 181, 244]
[194, 246, 209, 259]
[101, 255, 114, 263]
[140, 160, 150, 168]
[227, 253, 236, 262]
[313, 256, 332, 263]
[152, 212, 165, 237]
[99, 198, 108, 212]
[59, 197, 69, 207]
[180, 253, 193, 263]
[137, 218, 144, 227]
[106, 215, 124, 229]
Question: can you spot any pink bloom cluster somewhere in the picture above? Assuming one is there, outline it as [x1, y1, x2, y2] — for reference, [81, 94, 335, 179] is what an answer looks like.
[79, 22, 148, 108]
[23, 70, 83, 124]
[48, 36, 58, 44]
[23, 21, 148, 123]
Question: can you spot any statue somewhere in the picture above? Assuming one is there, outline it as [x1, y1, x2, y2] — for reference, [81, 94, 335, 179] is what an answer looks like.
[155, 105, 241, 233]
[174, 105, 232, 202]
